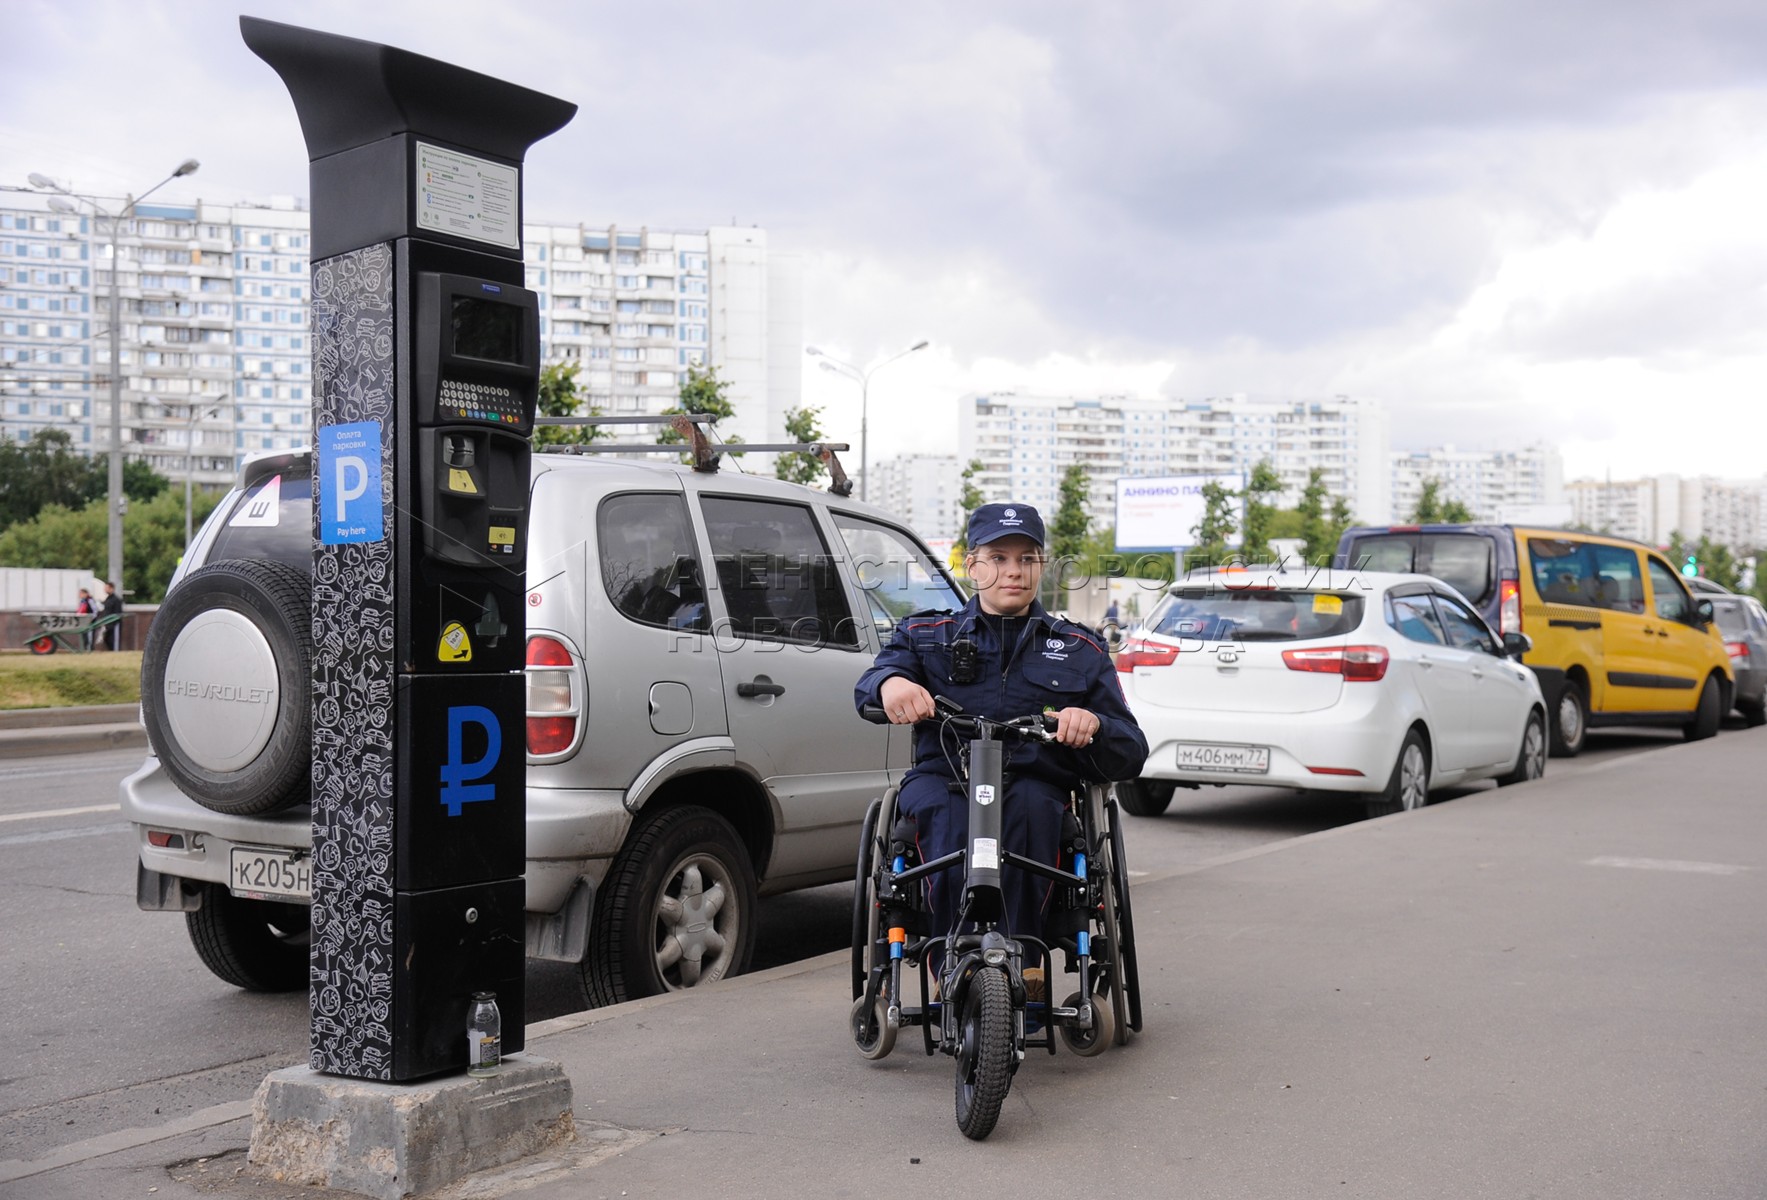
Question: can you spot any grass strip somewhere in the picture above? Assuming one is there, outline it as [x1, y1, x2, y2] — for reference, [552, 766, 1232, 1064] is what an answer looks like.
[0, 651, 143, 710]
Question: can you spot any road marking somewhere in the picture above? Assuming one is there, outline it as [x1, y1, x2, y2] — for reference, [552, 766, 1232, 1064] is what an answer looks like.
[0, 822, 131, 848]
[1586, 856, 1748, 876]
[0, 803, 121, 824]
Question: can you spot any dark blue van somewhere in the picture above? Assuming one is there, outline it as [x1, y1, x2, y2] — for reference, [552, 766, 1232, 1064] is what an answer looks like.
[1334, 523, 1522, 639]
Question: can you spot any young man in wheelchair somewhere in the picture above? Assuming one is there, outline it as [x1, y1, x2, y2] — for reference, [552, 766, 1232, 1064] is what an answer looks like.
[853, 503, 1149, 1003]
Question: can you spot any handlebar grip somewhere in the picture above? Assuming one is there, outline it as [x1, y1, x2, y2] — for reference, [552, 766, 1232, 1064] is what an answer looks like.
[859, 704, 890, 725]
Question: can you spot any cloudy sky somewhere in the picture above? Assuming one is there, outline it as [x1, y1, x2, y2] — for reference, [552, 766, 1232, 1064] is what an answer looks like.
[5, 0, 1766, 481]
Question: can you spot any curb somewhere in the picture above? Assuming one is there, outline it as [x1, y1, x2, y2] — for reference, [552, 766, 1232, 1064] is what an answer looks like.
[0, 703, 139, 731]
[0, 722, 146, 760]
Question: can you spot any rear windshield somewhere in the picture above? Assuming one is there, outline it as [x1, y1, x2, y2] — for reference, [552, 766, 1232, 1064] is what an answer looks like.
[1344, 533, 1495, 604]
[206, 472, 313, 574]
[1710, 599, 1751, 638]
[1147, 589, 1366, 642]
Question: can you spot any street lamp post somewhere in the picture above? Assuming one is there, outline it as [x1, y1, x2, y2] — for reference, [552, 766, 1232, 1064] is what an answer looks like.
[805, 339, 929, 502]
[31, 160, 200, 597]
[144, 399, 223, 546]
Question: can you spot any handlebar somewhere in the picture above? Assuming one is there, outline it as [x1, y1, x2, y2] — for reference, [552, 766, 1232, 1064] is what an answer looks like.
[860, 695, 1058, 744]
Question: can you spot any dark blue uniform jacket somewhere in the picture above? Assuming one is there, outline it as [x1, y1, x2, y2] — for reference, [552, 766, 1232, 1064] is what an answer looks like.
[854, 597, 1149, 789]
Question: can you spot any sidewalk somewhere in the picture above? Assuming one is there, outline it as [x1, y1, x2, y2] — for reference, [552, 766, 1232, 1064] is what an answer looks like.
[7, 729, 1764, 1199]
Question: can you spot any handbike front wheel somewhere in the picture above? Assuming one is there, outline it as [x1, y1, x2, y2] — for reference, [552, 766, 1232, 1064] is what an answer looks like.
[954, 967, 1014, 1141]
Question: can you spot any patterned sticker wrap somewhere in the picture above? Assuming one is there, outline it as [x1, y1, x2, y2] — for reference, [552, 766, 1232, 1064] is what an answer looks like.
[308, 243, 398, 1079]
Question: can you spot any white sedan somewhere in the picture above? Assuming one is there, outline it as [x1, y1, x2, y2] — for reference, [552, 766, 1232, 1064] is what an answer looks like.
[1116, 570, 1547, 819]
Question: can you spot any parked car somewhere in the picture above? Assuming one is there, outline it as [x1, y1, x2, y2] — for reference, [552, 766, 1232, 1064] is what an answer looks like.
[1336, 524, 1734, 755]
[1708, 593, 1767, 726]
[124, 448, 963, 1006]
[1115, 569, 1547, 820]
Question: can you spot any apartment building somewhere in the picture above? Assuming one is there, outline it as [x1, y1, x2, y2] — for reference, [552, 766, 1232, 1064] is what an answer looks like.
[865, 452, 962, 544]
[957, 391, 1391, 531]
[4, 189, 798, 488]
[1567, 474, 1766, 549]
[1389, 444, 1565, 522]
[1, 196, 310, 491]
[0, 205, 94, 449]
[521, 222, 800, 450]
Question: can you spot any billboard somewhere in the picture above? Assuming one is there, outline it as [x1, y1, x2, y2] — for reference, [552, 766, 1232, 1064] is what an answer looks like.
[1114, 473, 1243, 552]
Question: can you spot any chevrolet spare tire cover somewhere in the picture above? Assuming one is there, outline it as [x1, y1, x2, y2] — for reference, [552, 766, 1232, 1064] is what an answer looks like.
[141, 558, 312, 816]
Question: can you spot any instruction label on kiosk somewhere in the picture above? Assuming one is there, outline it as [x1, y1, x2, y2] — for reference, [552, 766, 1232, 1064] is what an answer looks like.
[415, 143, 519, 250]
[318, 422, 384, 545]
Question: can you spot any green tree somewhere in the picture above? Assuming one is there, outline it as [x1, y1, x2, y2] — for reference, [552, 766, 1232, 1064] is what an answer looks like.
[774, 405, 826, 485]
[0, 429, 168, 529]
[1325, 496, 1356, 558]
[1189, 479, 1238, 569]
[1411, 477, 1473, 524]
[1050, 463, 1091, 562]
[1679, 535, 1742, 591]
[1238, 460, 1283, 564]
[0, 487, 222, 602]
[1295, 468, 1332, 563]
[533, 360, 610, 447]
[953, 457, 986, 551]
[660, 363, 742, 455]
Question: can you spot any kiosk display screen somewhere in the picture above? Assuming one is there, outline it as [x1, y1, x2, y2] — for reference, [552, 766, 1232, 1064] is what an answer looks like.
[451, 296, 523, 364]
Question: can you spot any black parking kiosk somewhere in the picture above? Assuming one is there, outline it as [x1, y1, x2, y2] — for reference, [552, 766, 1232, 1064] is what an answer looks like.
[243, 17, 575, 1081]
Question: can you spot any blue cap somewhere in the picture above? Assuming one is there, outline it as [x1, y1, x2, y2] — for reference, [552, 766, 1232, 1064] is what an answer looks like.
[967, 502, 1045, 548]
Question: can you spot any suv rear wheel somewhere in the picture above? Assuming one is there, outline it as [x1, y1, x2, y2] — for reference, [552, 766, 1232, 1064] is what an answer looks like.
[141, 559, 312, 815]
[185, 884, 309, 992]
[581, 805, 758, 1007]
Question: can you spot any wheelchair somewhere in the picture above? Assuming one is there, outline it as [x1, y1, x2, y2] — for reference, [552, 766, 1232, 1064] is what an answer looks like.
[850, 697, 1143, 1140]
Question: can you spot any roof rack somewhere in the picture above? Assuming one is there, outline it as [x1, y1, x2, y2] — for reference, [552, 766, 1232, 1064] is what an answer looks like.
[533, 414, 855, 496]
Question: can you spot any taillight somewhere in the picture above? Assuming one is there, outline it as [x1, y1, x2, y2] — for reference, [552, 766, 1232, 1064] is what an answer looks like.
[1726, 642, 1749, 662]
[1281, 644, 1390, 681]
[1116, 637, 1181, 672]
[1499, 578, 1521, 636]
[526, 635, 580, 756]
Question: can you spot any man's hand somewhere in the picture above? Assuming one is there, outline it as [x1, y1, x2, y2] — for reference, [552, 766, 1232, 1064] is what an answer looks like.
[879, 677, 936, 725]
[1052, 707, 1101, 748]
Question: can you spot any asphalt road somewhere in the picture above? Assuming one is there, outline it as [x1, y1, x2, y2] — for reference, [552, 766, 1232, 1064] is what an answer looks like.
[0, 723, 1729, 1160]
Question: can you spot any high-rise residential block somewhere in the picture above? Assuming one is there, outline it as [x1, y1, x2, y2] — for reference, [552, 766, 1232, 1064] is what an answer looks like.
[957, 391, 1391, 532]
[1567, 474, 1766, 549]
[4, 189, 798, 494]
[865, 452, 962, 544]
[1389, 444, 1565, 523]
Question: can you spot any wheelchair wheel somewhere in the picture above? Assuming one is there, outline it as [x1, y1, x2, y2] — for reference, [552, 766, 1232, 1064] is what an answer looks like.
[1105, 793, 1144, 1036]
[954, 967, 1014, 1141]
[850, 992, 897, 1061]
[1057, 990, 1115, 1057]
[850, 795, 884, 1001]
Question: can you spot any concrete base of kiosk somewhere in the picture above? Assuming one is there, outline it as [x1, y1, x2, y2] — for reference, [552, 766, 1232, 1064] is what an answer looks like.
[248, 1057, 574, 1200]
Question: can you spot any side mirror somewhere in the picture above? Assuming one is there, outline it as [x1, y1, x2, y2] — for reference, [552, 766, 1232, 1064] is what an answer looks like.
[1502, 631, 1532, 659]
[1696, 599, 1715, 627]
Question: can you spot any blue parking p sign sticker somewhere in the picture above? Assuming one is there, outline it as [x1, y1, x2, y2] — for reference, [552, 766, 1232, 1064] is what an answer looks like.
[318, 422, 384, 545]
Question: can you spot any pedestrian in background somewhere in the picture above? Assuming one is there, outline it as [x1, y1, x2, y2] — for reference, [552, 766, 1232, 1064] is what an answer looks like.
[98, 582, 123, 651]
[75, 587, 96, 651]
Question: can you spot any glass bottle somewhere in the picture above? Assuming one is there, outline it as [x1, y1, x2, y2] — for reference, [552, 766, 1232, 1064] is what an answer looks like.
[467, 991, 501, 1077]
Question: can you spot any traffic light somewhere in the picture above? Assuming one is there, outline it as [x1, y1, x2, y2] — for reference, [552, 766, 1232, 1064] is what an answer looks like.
[1682, 553, 1699, 578]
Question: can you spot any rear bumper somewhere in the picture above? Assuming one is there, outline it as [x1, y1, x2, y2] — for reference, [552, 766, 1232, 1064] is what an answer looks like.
[1130, 693, 1406, 794]
[122, 756, 629, 917]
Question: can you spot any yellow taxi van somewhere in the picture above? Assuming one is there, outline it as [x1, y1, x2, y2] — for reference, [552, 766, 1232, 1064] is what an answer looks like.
[1337, 523, 1734, 755]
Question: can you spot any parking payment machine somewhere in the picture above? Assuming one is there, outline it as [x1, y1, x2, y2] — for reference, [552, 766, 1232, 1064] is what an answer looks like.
[244, 18, 575, 1081]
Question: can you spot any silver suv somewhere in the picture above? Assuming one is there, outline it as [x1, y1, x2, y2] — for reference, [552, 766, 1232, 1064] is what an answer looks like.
[125, 447, 964, 1006]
